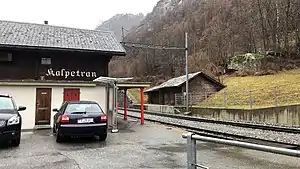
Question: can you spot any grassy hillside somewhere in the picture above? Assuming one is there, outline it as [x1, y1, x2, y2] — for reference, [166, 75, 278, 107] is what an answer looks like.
[198, 69, 300, 109]
[128, 88, 149, 103]
[127, 69, 300, 109]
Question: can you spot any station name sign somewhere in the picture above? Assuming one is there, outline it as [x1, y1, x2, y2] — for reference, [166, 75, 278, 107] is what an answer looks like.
[46, 68, 97, 79]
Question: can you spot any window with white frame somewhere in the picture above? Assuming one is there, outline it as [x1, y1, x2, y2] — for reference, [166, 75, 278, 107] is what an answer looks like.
[41, 58, 51, 65]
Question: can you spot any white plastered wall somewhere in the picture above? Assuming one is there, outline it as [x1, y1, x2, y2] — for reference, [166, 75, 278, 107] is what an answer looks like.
[0, 86, 36, 130]
[0, 84, 107, 130]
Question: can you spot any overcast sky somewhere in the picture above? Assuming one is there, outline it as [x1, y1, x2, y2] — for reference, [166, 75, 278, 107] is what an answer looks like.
[0, 0, 159, 30]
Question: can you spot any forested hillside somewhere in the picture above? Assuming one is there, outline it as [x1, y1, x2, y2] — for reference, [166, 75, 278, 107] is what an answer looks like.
[109, 0, 300, 79]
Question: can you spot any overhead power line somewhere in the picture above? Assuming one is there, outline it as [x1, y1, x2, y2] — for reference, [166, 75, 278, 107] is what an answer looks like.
[122, 27, 130, 32]
[120, 41, 186, 50]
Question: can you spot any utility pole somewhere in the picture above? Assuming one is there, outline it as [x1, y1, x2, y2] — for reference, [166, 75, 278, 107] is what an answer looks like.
[275, 0, 279, 51]
[183, 0, 189, 112]
[185, 32, 189, 112]
[121, 26, 125, 42]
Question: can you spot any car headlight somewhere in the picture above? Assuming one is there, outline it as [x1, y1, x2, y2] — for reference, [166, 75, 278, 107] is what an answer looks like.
[0, 120, 6, 127]
[7, 115, 20, 126]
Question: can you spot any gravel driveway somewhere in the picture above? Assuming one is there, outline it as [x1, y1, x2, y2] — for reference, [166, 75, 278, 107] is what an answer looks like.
[0, 118, 299, 169]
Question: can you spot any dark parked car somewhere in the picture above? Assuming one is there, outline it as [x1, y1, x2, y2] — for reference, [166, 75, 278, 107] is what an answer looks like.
[52, 101, 108, 142]
[0, 94, 26, 146]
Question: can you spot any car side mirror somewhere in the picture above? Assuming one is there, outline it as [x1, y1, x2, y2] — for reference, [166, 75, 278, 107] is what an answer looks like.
[52, 108, 59, 112]
[18, 106, 26, 111]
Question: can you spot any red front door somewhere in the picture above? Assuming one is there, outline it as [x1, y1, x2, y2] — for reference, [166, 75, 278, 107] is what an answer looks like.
[64, 89, 80, 101]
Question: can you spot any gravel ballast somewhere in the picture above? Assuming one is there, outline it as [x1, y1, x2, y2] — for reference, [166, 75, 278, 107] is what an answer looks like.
[118, 110, 300, 145]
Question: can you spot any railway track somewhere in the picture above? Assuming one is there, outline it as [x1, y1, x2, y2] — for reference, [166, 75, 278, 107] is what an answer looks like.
[120, 108, 300, 134]
[117, 110, 300, 150]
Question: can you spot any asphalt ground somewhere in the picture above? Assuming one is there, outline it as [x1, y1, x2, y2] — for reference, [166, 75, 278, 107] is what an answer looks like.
[0, 117, 299, 169]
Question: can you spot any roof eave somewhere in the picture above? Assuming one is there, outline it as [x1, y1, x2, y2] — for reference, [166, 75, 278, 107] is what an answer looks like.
[144, 90, 155, 93]
[117, 82, 152, 89]
[144, 86, 178, 93]
[0, 44, 126, 56]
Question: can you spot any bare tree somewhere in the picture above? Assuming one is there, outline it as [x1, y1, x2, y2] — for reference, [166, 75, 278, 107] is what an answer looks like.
[109, 0, 300, 78]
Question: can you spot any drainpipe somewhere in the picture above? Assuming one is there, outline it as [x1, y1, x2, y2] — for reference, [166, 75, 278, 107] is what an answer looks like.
[111, 81, 119, 133]
[106, 84, 110, 127]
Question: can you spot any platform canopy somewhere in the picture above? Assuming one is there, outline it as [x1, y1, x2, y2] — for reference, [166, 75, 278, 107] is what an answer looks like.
[93, 76, 151, 89]
[93, 76, 134, 83]
[93, 76, 151, 125]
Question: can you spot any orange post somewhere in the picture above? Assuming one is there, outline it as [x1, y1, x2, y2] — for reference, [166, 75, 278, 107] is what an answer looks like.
[124, 89, 128, 120]
[140, 87, 145, 125]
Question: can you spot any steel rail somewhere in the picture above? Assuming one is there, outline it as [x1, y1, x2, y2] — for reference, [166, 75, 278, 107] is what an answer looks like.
[120, 108, 300, 134]
[117, 112, 300, 149]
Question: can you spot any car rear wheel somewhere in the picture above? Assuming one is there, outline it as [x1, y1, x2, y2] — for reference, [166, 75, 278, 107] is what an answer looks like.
[56, 129, 64, 143]
[98, 133, 107, 141]
[52, 123, 56, 133]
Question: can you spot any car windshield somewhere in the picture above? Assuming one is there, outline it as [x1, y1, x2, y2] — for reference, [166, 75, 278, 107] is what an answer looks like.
[65, 103, 103, 114]
[0, 97, 15, 110]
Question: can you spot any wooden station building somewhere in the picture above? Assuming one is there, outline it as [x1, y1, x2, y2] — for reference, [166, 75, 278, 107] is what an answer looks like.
[0, 19, 130, 130]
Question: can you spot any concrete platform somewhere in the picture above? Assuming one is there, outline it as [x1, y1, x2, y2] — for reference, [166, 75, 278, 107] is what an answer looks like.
[0, 117, 299, 169]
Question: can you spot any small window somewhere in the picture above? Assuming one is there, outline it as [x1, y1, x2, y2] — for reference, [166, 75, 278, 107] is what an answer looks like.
[0, 52, 12, 62]
[41, 58, 51, 65]
[65, 103, 104, 114]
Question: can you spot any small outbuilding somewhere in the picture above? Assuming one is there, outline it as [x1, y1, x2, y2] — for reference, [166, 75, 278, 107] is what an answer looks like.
[144, 72, 226, 106]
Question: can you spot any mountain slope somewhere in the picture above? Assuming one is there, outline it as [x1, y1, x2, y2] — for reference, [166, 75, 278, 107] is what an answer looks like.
[96, 13, 144, 42]
[109, 0, 300, 78]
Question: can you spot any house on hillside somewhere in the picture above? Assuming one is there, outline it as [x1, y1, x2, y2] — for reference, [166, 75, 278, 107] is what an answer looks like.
[144, 72, 226, 106]
[0, 20, 127, 130]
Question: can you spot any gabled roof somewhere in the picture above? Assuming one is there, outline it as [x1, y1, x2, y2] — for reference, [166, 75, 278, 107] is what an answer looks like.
[0, 20, 126, 55]
[93, 77, 134, 83]
[144, 71, 225, 93]
[93, 76, 151, 89]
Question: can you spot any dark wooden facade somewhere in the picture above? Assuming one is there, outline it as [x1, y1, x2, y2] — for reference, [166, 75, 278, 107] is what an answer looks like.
[0, 48, 112, 81]
[147, 75, 225, 106]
